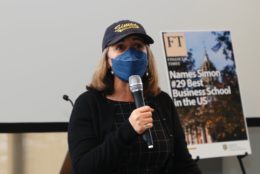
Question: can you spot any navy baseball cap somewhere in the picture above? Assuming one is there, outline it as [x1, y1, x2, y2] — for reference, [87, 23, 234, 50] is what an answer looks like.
[102, 20, 154, 51]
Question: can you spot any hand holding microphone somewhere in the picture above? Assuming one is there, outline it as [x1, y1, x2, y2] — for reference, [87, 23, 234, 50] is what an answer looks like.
[129, 75, 154, 149]
[128, 106, 154, 134]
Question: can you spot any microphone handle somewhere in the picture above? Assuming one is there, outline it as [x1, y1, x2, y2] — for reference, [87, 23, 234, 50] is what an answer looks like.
[132, 91, 154, 149]
[132, 90, 145, 108]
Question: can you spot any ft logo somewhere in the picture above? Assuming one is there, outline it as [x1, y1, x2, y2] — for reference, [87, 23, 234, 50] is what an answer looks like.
[162, 32, 187, 58]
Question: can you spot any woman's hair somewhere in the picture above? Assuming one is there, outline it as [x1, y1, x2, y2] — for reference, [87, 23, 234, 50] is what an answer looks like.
[87, 46, 161, 96]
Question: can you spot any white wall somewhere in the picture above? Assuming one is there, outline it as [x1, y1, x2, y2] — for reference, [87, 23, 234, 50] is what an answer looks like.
[0, 0, 259, 123]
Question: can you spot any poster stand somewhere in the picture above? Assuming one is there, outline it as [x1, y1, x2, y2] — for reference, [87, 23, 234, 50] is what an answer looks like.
[237, 152, 248, 174]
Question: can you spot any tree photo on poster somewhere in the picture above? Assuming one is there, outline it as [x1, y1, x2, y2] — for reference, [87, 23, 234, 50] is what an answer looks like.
[161, 31, 251, 159]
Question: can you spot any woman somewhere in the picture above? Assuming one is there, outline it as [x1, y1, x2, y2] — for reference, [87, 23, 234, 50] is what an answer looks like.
[68, 20, 202, 174]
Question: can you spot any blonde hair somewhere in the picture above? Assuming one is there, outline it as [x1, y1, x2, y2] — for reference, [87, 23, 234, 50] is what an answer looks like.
[87, 46, 161, 96]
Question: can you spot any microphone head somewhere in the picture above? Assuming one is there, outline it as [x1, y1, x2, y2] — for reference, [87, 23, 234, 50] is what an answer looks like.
[129, 75, 143, 92]
[63, 95, 69, 101]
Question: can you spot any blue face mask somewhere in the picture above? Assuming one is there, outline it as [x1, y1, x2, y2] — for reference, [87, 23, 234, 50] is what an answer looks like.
[111, 48, 148, 82]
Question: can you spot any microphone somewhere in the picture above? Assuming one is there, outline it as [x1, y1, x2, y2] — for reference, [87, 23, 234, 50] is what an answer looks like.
[129, 75, 154, 149]
[62, 94, 74, 107]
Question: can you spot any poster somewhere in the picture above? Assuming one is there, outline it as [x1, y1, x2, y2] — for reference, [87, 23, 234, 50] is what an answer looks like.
[161, 31, 251, 159]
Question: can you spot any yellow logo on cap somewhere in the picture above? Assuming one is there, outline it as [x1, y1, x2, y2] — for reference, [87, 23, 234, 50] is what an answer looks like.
[114, 23, 140, 32]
